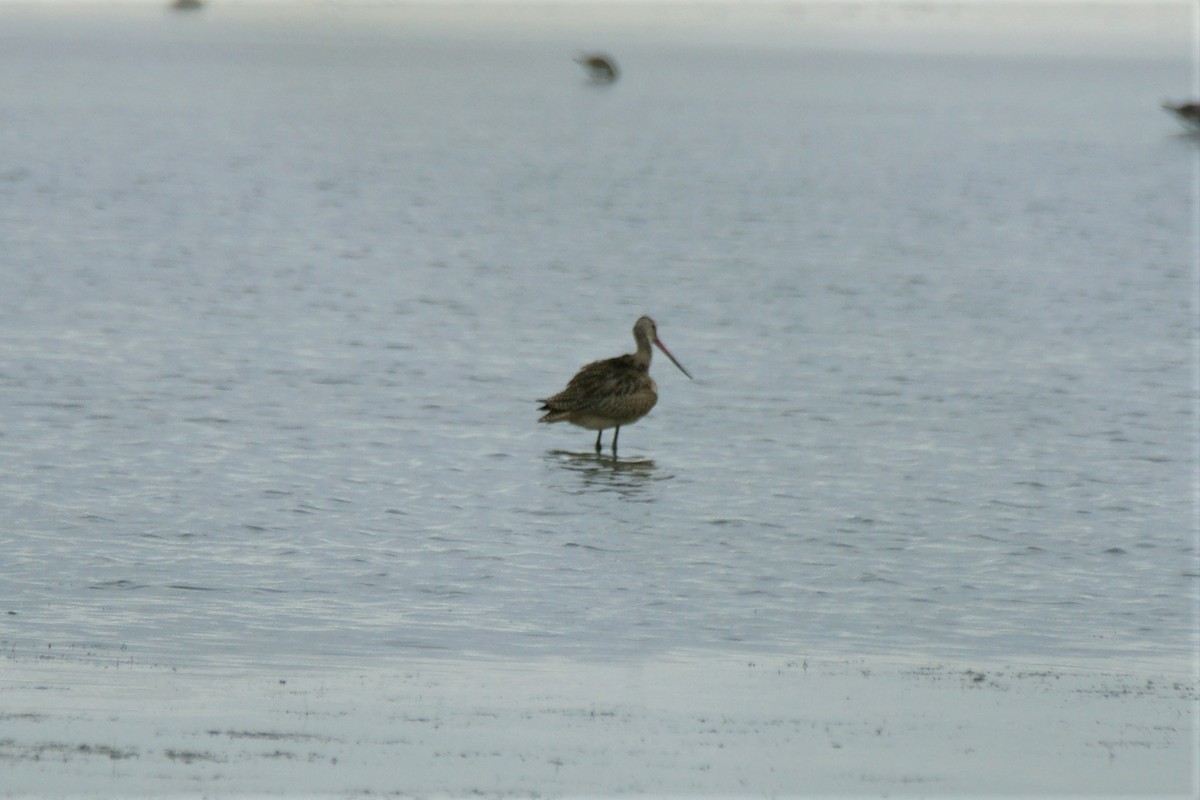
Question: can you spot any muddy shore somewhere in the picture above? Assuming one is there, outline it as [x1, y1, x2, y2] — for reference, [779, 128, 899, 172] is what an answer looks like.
[2, 651, 1196, 797]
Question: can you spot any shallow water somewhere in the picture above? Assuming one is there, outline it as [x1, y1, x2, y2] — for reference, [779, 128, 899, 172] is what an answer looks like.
[1, 2, 1197, 672]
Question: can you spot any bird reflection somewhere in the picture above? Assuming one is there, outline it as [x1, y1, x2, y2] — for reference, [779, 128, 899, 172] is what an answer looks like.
[545, 449, 664, 498]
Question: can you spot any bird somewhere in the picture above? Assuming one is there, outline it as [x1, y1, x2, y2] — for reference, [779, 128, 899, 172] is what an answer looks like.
[575, 53, 619, 84]
[539, 316, 692, 455]
[1162, 101, 1200, 134]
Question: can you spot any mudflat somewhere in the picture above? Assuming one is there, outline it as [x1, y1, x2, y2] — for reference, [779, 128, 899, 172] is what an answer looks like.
[2, 652, 1195, 797]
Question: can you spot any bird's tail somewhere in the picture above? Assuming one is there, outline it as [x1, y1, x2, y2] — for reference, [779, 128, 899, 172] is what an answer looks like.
[538, 400, 569, 423]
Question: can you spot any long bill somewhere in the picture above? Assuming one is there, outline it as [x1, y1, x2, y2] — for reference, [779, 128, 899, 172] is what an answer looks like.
[654, 337, 694, 380]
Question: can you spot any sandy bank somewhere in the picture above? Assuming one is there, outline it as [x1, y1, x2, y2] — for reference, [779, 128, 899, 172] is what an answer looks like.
[1, 651, 1196, 797]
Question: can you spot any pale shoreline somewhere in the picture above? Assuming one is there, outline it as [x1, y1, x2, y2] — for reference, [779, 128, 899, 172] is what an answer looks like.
[2, 651, 1196, 797]
[1, 1, 1189, 59]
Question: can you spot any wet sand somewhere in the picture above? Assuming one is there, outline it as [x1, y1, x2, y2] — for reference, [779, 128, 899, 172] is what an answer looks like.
[2, 651, 1196, 797]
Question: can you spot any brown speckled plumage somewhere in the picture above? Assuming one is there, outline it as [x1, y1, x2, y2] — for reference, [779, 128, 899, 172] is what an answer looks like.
[539, 316, 691, 455]
[539, 353, 659, 429]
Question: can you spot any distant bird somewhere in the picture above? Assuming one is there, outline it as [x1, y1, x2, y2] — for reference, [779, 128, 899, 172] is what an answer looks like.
[1162, 101, 1200, 134]
[575, 53, 619, 84]
[170, 0, 203, 9]
[539, 316, 692, 455]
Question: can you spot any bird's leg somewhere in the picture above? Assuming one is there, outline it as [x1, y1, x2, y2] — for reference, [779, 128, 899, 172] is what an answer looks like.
[594, 430, 603, 453]
[611, 426, 620, 456]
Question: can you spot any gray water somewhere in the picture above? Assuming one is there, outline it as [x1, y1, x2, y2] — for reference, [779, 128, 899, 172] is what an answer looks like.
[2, 3, 1197, 671]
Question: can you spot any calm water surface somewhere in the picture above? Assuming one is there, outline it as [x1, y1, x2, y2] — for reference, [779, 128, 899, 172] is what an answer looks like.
[1, 4, 1196, 671]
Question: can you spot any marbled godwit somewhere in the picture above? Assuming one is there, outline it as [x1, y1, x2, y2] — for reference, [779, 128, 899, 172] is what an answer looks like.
[575, 53, 619, 84]
[539, 316, 692, 455]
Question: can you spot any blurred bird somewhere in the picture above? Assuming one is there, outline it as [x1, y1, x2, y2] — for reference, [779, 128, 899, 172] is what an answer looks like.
[575, 53, 619, 84]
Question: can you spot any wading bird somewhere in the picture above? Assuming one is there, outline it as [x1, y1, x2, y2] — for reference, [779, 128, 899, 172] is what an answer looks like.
[539, 316, 692, 455]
